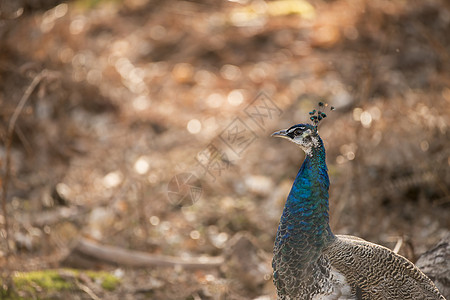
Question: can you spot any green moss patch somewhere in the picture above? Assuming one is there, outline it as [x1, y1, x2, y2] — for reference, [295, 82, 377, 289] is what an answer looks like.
[85, 270, 120, 291]
[0, 269, 120, 299]
[14, 270, 73, 292]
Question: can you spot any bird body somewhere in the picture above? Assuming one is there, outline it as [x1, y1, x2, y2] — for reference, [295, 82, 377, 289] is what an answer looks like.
[272, 123, 445, 300]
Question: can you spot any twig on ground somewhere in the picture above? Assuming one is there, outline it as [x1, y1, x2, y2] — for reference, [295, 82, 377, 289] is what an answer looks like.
[393, 237, 403, 254]
[17, 206, 86, 227]
[73, 238, 225, 269]
[75, 280, 101, 300]
[58, 270, 102, 300]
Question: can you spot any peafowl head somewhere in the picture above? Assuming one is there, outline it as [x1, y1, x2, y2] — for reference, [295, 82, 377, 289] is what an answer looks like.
[271, 102, 334, 156]
[271, 124, 321, 156]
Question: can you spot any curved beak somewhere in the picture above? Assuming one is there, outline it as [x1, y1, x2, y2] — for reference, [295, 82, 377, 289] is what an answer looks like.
[271, 129, 288, 138]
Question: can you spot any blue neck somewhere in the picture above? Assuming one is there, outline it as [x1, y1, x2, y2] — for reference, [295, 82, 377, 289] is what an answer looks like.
[276, 139, 334, 257]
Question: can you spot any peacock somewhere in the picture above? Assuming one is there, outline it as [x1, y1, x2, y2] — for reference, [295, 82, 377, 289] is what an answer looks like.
[271, 104, 445, 300]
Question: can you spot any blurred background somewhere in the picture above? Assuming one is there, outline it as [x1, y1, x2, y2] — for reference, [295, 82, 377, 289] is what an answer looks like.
[0, 0, 449, 299]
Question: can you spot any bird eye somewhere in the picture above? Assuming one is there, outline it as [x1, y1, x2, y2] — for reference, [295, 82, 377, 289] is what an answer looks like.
[293, 128, 302, 136]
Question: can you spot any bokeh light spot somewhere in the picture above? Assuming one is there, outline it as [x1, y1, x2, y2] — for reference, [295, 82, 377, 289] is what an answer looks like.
[353, 107, 363, 121]
[70, 18, 86, 35]
[150, 25, 167, 40]
[336, 155, 346, 164]
[206, 93, 224, 108]
[420, 141, 429, 152]
[102, 171, 123, 188]
[187, 119, 202, 134]
[220, 64, 241, 81]
[190, 230, 200, 240]
[227, 90, 244, 106]
[360, 111, 372, 128]
[172, 63, 194, 83]
[132, 95, 151, 111]
[134, 156, 150, 174]
[149, 216, 160, 226]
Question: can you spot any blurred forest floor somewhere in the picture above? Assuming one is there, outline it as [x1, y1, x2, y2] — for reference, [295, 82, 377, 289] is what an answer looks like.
[0, 0, 449, 299]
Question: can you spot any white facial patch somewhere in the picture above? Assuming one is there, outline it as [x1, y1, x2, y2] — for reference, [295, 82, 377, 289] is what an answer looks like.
[290, 129, 321, 156]
[301, 129, 312, 138]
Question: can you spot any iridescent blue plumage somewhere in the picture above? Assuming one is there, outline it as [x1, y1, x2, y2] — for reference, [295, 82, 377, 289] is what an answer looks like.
[272, 124, 335, 298]
[276, 137, 333, 251]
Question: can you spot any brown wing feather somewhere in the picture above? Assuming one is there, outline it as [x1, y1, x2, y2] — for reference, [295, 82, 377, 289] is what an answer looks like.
[323, 235, 446, 300]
